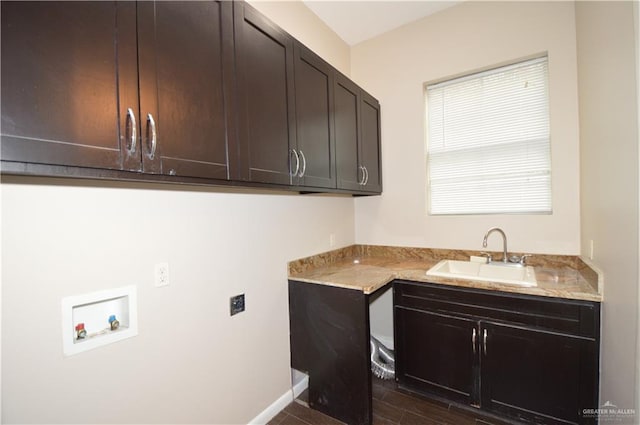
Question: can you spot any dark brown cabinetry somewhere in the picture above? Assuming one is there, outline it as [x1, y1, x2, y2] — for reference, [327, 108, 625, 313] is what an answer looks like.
[292, 43, 337, 189]
[2, 0, 382, 196]
[359, 92, 382, 193]
[289, 280, 384, 425]
[234, 1, 296, 185]
[138, 1, 235, 179]
[1, 2, 134, 170]
[394, 308, 477, 405]
[1, 1, 234, 179]
[394, 280, 600, 425]
[335, 74, 382, 193]
[480, 321, 598, 423]
[335, 75, 362, 191]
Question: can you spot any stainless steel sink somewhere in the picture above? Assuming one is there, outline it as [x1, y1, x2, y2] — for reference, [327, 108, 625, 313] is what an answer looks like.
[426, 259, 537, 287]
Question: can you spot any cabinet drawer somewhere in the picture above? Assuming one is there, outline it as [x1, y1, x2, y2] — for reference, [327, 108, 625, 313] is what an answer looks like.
[394, 280, 600, 338]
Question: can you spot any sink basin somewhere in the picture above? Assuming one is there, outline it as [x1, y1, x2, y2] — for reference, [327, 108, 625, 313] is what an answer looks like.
[426, 260, 537, 287]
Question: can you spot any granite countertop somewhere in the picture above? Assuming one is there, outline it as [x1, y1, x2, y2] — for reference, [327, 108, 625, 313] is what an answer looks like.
[288, 245, 602, 302]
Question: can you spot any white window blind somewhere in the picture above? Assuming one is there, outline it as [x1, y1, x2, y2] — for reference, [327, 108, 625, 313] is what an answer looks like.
[426, 57, 551, 215]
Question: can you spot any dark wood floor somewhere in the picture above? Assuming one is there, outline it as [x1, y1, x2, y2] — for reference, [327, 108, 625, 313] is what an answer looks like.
[268, 378, 518, 425]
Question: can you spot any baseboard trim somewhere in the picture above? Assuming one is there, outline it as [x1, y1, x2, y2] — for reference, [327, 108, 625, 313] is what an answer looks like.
[248, 378, 310, 424]
[292, 374, 309, 399]
[248, 390, 293, 425]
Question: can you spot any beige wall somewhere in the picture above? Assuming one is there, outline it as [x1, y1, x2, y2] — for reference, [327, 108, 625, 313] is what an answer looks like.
[1, 180, 354, 424]
[351, 1, 581, 255]
[247, 0, 350, 76]
[576, 1, 639, 417]
[0, 2, 354, 423]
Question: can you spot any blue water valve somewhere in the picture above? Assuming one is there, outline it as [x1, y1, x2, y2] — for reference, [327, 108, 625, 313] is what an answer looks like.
[109, 315, 120, 331]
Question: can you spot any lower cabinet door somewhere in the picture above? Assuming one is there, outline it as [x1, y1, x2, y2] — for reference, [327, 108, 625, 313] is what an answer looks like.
[480, 321, 598, 424]
[395, 306, 477, 405]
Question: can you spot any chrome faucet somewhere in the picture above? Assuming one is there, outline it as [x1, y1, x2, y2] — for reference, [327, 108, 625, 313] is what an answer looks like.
[482, 227, 508, 263]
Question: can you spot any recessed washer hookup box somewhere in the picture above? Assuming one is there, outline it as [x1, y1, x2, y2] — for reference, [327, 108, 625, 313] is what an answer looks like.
[61, 285, 138, 356]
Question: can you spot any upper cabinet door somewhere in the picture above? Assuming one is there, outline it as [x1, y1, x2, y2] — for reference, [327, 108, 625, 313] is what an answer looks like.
[234, 2, 296, 185]
[359, 92, 382, 193]
[292, 43, 336, 189]
[335, 75, 382, 194]
[136, 1, 235, 179]
[1, 1, 140, 171]
[334, 74, 362, 191]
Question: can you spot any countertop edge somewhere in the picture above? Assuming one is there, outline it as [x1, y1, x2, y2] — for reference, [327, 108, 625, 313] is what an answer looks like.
[288, 275, 395, 295]
[288, 245, 603, 302]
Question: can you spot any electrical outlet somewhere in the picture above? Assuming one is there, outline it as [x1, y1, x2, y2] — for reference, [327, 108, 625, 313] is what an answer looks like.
[154, 262, 170, 287]
[589, 240, 594, 260]
[329, 233, 336, 248]
[230, 294, 245, 316]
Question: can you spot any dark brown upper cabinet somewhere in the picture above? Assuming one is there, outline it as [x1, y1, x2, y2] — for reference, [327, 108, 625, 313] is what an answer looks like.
[1, 1, 235, 180]
[1, 2, 137, 170]
[359, 92, 382, 193]
[2, 0, 381, 196]
[234, 1, 297, 186]
[334, 75, 362, 191]
[292, 43, 337, 189]
[335, 73, 382, 194]
[137, 1, 235, 180]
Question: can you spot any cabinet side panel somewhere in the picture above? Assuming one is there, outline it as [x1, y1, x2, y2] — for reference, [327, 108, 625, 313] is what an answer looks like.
[289, 280, 371, 425]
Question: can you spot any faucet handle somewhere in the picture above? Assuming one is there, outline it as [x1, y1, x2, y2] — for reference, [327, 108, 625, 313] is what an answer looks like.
[479, 252, 493, 263]
[508, 254, 532, 265]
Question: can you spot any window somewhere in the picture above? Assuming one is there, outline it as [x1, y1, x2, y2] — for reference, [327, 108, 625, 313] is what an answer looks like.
[426, 56, 551, 215]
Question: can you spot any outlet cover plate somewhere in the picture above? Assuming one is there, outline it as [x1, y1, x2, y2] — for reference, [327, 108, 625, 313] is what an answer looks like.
[230, 294, 245, 316]
[155, 262, 170, 287]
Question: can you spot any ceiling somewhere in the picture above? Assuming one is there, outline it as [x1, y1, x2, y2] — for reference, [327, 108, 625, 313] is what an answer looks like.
[302, 1, 461, 46]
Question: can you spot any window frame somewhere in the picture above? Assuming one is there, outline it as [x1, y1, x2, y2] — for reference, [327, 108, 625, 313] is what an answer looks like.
[425, 55, 553, 216]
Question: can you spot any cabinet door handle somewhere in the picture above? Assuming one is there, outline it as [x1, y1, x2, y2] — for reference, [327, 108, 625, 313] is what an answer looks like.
[298, 150, 307, 178]
[483, 329, 488, 355]
[363, 166, 369, 186]
[290, 149, 300, 177]
[358, 165, 365, 185]
[146, 113, 157, 159]
[126, 107, 137, 153]
[472, 328, 477, 355]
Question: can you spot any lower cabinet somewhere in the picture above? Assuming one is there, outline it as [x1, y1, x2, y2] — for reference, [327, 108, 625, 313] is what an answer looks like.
[395, 308, 476, 405]
[289, 280, 375, 425]
[394, 280, 600, 425]
[480, 321, 599, 423]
